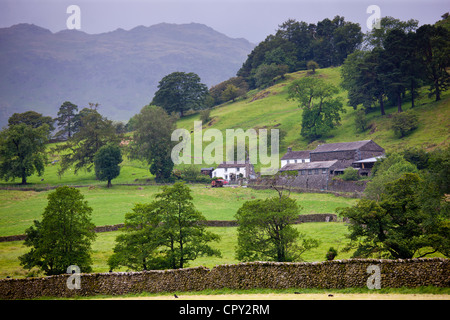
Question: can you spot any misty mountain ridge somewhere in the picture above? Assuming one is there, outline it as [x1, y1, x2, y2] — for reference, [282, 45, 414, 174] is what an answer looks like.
[0, 22, 255, 128]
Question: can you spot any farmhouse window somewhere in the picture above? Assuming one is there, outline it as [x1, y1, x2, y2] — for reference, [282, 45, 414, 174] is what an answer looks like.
[308, 169, 312, 175]
[322, 168, 327, 174]
[314, 169, 319, 175]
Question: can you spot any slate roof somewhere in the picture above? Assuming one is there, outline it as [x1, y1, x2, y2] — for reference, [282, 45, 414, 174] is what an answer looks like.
[281, 150, 311, 160]
[279, 160, 338, 171]
[311, 140, 373, 153]
[216, 162, 248, 168]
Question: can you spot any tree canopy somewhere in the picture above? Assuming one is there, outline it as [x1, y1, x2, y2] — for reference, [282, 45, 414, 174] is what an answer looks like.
[55, 101, 79, 139]
[341, 16, 450, 116]
[235, 196, 320, 262]
[151, 71, 209, 117]
[19, 186, 96, 275]
[288, 76, 345, 141]
[55, 104, 120, 176]
[339, 173, 449, 259]
[0, 122, 48, 184]
[238, 16, 363, 89]
[94, 144, 123, 188]
[109, 182, 221, 271]
[128, 105, 177, 182]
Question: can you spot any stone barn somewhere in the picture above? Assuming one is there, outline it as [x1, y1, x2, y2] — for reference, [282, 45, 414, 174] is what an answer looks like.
[279, 160, 340, 190]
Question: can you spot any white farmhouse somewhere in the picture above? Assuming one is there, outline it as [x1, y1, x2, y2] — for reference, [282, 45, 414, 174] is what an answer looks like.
[212, 161, 255, 182]
[280, 148, 310, 167]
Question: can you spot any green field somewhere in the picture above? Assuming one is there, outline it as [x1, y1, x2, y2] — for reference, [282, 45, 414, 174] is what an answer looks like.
[0, 183, 358, 278]
[0, 222, 352, 278]
[0, 185, 356, 237]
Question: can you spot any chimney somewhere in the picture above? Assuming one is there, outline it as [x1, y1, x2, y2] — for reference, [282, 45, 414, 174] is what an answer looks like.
[287, 147, 292, 152]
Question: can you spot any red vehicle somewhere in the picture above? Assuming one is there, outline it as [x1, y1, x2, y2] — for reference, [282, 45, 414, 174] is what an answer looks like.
[211, 179, 228, 187]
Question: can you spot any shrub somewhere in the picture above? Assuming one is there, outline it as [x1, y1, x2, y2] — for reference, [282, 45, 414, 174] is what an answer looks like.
[391, 111, 419, 138]
[199, 109, 211, 123]
[325, 247, 338, 261]
[341, 167, 360, 181]
[306, 60, 319, 74]
[354, 109, 368, 132]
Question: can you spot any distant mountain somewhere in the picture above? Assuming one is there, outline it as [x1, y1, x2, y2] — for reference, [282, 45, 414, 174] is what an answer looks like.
[0, 23, 255, 128]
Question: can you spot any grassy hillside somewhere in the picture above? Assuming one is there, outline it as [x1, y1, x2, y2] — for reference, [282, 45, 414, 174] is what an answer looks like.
[1, 66, 447, 186]
[177, 67, 449, 172]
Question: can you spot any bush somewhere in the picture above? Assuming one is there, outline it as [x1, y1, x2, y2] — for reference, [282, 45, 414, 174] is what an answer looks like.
[354, 109, 368, 132]
[306, 60, 319, 74]
[341, 167, 360, 181]
[199, 109, 211, 123]
[391, 111, 419, 138]
[178, 165, 212, 183]
[325, 247, 338, 261]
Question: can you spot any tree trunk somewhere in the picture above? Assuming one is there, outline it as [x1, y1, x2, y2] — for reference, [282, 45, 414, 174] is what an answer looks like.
[21, 168, 27, 185]
[107, 179, 112, 188]
[397, 94, 403, 113]
[379, 94, 385, 116]
[435, 79, 441, 101]
[410, 82, 415, 108]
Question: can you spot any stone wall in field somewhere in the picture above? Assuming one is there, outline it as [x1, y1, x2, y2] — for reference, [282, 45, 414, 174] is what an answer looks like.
[0, 215, 338, 243]
[1, 258, 448, 299]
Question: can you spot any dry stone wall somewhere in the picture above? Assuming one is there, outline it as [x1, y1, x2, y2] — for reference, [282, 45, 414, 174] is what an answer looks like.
[0, 258, 448, 299]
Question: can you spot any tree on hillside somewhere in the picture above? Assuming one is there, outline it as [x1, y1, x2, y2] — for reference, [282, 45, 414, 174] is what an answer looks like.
[55, 103, 120, 176]
[109, 182, 221, 271]
[306, 60, 319, 74]
[129, 105, 176, 182]
[151, 71, 209, 117]
[55, 101, 79, 139]
[391, 110, 419, 138]
[8, 110, 55, 137]
[19, 186, 96, 275]
[94, 144, 123, 188]
[416, 24, 450, 101]
[238, 16, 362, 89]
[221, 84, 240, 102]
[235, 196, 320, 262]
[209, 76, 249, 105]
[288, 76, 345, 141]
[253, 63, 289, 88]
[363, 16, 419, 49]
[382, 29, 410, 113]
[0, 123, 48, 184]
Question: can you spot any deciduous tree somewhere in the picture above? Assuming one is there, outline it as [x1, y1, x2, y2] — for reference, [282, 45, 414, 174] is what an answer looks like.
[94, 144, 123, 188]
[129, 105, 176, 182]
[288, 77, 345, 141]
[109, 182, 221, 270]
[151, 72, 209, 117]
[19, 186, 96, 275]
[235, 196, 320, 262]
[0, 123, 48, 184]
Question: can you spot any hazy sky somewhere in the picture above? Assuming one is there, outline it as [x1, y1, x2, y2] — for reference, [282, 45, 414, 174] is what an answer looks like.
[0, 0, 448, 43]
